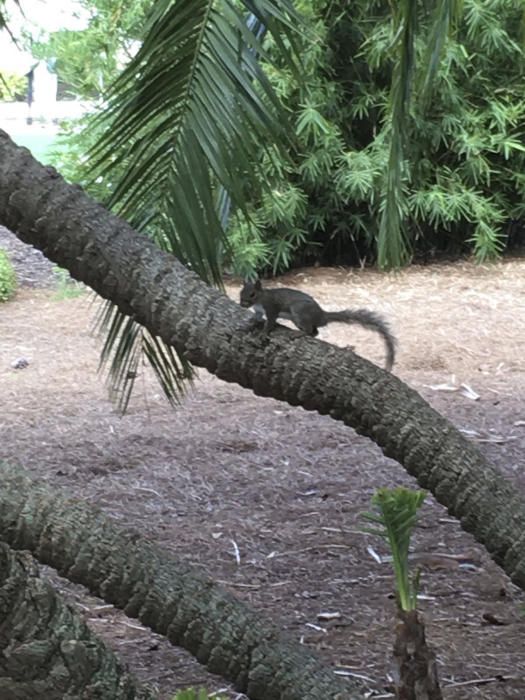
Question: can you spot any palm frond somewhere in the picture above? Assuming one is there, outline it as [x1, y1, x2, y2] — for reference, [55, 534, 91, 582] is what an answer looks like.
[86, 0, 301, 410]
[419, 0, 463, 106]
[94, 298, 194, 413]
[377, 0, 417, 269]
[91, 0, 299, 248]
[378, 0, 467, 268]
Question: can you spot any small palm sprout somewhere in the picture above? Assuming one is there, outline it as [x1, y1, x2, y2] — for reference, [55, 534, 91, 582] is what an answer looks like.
[171, 690, 227, 700]
[362, 487, 425, 611]
[362, 487, 442, 700]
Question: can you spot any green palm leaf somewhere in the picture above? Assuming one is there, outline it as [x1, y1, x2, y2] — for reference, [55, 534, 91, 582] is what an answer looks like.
[377, 0, 417, 269]
[94, 299, 194, 410]
[362, 487, 426, 611]
[85, 0, 301, 411]
[419, 0, 463, 105]
[378, 0, 464, 269]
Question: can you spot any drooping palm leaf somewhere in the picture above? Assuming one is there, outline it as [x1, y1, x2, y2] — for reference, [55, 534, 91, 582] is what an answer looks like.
[86, 0, 301, 411]
[377, 0, 417, 269]
[91, 0, 299, 259]
[378, 0, 464, 269]
[94, 294, 194, 407]
[419, 0, 463, 105]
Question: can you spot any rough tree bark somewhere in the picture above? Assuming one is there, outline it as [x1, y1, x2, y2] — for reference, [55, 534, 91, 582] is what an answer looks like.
[0, 540, 155, 700]
[0, 464, 360, 700]
[1, 130, 525, 589]
[393, 610, 442, 700]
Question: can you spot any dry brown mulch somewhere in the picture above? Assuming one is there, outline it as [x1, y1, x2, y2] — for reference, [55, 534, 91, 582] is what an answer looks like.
[1, 232, 525, 699]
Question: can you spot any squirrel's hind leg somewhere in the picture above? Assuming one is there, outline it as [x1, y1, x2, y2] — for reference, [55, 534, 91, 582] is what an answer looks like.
[290, 306, 318, 336]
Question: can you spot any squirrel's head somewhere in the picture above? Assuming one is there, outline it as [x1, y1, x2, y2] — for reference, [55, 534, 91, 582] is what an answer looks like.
[240, 279, 262, 307]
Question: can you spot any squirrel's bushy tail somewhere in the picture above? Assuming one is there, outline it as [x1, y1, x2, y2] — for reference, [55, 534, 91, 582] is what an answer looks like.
[326, 309, 396, 371]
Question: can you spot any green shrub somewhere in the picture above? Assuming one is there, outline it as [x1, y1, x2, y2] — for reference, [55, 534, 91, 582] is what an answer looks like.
[227, 0, 525, 272]
[0, 71, 28, 101]
[0, 249, 17, 302]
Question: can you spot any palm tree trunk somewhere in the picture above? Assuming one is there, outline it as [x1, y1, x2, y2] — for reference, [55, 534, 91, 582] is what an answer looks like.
[392, 610, 442, 700]
[0, 539, 156, 700]
[1, 129, 525, 592]
[0, 463, 360, 700]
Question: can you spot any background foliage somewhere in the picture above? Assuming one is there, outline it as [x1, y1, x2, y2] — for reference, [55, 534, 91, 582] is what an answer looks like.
[30, 0, 151, 99]
[42, 0, 299, 410]
[25, 0, 525, 408]
[0, 69, 27, 100]
[0, 248, 17, 302]
[41, 0, 525, 275]
[226, 0, 525, 273]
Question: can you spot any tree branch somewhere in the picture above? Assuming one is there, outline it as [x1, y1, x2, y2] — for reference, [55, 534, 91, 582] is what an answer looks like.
[0, 463, 361, 700]
[0, 540, 156, 699]
[1, 129, 524, 592]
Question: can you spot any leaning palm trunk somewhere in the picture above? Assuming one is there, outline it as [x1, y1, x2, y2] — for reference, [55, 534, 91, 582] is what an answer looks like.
[0, 463, 360, 700]
[393, 610, 442, 700]
[1, 130, 525, 590]
[0, 540, 156, 700]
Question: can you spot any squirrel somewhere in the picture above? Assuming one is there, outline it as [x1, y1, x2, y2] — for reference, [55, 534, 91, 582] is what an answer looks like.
[240, 279, 396, 371]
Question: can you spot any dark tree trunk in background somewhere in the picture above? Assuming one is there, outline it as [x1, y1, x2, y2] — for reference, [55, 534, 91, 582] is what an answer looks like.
[1, 131, 525, 589]
[0, 540, 156, 700]
[0, 464, 361, 700]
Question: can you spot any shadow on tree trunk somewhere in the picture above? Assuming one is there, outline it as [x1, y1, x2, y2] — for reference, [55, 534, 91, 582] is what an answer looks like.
[0, 541, 156, 700]
[0, 463, 363, 700]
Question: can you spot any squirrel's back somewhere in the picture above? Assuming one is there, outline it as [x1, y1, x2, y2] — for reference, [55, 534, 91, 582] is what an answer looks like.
[263, 287, 317, 306]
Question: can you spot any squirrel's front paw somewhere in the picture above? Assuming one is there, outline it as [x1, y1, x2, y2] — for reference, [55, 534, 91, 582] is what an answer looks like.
[238, 316, 265, 332]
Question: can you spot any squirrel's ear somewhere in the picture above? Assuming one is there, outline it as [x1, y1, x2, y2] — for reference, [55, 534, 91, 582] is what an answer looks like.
[254, 279, 262, 290]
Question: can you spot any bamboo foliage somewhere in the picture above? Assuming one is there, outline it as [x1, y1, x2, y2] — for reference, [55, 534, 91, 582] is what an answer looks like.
[227, 0, 525, 271]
